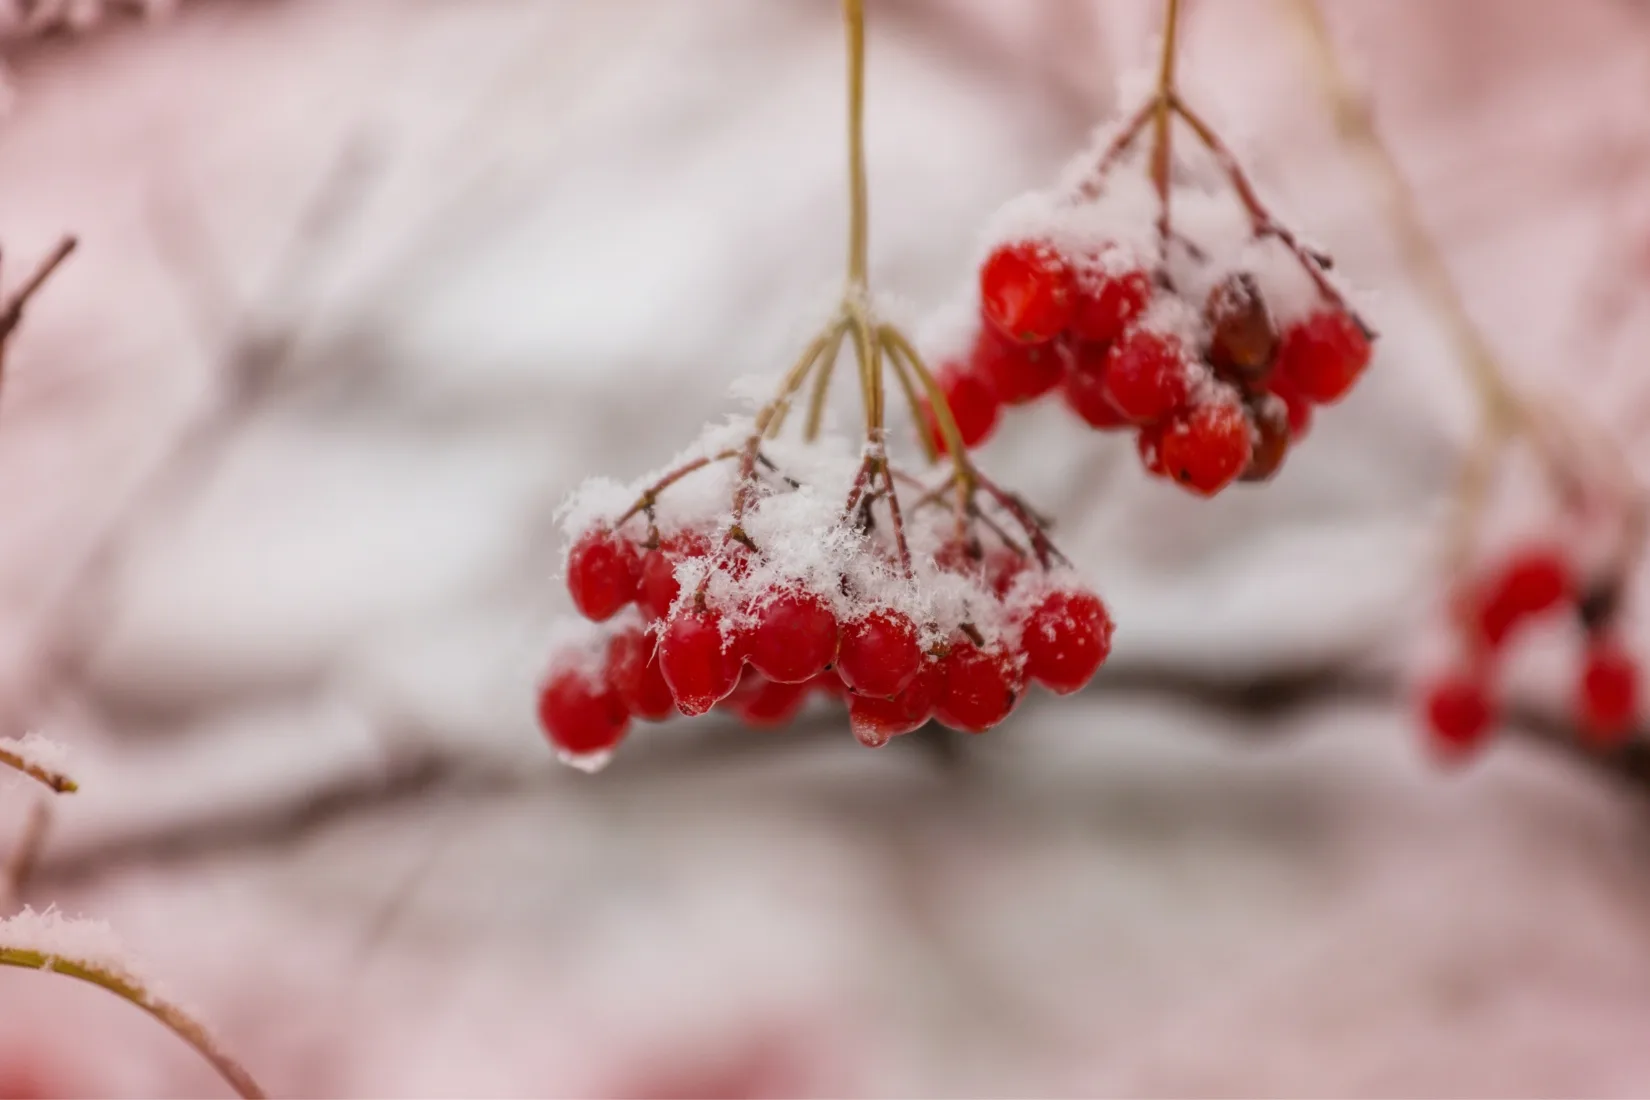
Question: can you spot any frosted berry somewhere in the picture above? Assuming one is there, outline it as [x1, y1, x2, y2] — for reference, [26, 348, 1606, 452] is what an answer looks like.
[849, 660, 942, 747]
[725, 671, 812, 729]
[971, 326, 1064, 405]
[567, 527, 642, 622]
[979, 240, 1075, 345]
[1070, 263, 1151, 345]
[1103, 328, 1192, 423]
[606, 627, 675, 721]
[748, 588, 839, 684]
[1275, 309, 1371, 404]
[1579, 639, 1638, 745]
[639, 531, 709, 621]
[934, 639, 1023, 733]
[838, 609, 923, 698]
[1204, 273, 1277, 379]
[538, 665, 629, 756]
[1021, 587, 1113, 695]
[1422, 671, 1494, 762]
[1062, 350, 1130, 429]
[926, 366, 1000, 454]
[659, 607, 742, 716]
[1157, 401, 1253, 496]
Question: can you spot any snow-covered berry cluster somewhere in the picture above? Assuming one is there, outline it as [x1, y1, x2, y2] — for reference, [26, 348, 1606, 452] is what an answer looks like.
[920, 102, 1373, 497]
[1421, 544, 1640, 761]
[536, 423, 1113, 769]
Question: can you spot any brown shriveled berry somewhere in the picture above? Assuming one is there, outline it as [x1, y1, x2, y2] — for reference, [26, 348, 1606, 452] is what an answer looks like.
[1204, 272, 1277, 382]
[1239, 394, 1290, 483]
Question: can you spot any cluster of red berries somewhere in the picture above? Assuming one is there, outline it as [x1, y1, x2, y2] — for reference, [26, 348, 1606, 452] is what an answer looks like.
[1421, 545, 1640, 761]
[927, 237, 1372, 497]
[537, 494, 1114, 765]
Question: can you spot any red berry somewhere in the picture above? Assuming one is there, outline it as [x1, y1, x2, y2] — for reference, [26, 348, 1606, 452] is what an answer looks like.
[979, 240, 1075, 345]
[1422, 671, 1495, 763]
[1275, 309, 1371, 404]
[1062, 351, 1129, 429]
[747, 587, 838, 684]
[639, 531, 709, 621]
[925, 366, 1000, 454]
[538, 665, 629, 757]
[970, 326, 1064, 405]
[1266, 375, 1312, 439]
[838, 609, 923, 698]
[1579, 639, 1638, 745]
[1157, 401, 1253, 497]
[849, 660, 942, 747]
[658, 607, 742, 716]
[1021, 587, 1113, 695]
[606, 627, 674, 721]
[1070, 263, 1151, 346]
[566, 527, 642, 622]
[1102, 329, 1192, 423]
[724, 670, 812, 729]
[1471, 548, 1574, 650]
[934, 639, 1023, 733]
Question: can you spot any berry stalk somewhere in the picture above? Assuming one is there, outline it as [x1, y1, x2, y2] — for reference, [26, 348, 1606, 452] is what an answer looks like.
[1149, 0, 1181, 243]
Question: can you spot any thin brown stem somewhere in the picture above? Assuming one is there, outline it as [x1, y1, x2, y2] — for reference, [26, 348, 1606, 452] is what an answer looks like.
[882, 336, 940, 463]
[0, 743, 76, 794]
[0, 947, 264, 1098]
[1171, 97, 1350, 313]
[614, 450, 739, 528]
[1072, 98, 1159, 202]
[877, 326, 973, 487]
[850, 316, 884, 438]
[843, 0, 870, 288]
[0, 237, 77, 389]
[1148, 0, 1182, 241]
[972, 471, 1068, 569]
[801, 324, 848, 442]
[1280, 0, 1509, 424]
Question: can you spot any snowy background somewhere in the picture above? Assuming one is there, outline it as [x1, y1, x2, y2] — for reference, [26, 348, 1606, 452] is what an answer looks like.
[2, 0, 1650, 1095]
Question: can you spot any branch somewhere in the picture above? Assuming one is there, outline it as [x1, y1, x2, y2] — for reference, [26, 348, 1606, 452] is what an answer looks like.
[0, 735, 76, 794]
[0, 909, 264, 1098]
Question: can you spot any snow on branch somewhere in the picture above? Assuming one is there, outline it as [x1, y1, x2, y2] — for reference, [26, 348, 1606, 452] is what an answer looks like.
[0, 907, 265, 1098]
[0, 733, 75, 794]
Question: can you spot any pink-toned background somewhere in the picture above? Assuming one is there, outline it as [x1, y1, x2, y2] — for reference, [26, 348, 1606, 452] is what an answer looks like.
[1, 0, 1650, 1095]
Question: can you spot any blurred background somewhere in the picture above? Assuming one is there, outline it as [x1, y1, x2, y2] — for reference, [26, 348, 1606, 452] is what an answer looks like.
[1, 0, 1650, 1094]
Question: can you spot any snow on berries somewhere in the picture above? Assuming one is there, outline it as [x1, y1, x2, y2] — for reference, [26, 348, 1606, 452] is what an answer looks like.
[919, 95, 1374, 498]
[536, 412, 1114, 767]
